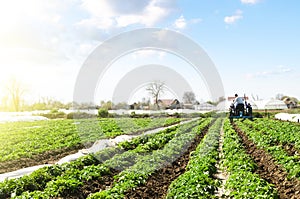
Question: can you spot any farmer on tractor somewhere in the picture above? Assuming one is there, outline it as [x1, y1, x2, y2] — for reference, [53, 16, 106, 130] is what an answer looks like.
[229, 93, 253, 122]
[233, 94, 244, 115]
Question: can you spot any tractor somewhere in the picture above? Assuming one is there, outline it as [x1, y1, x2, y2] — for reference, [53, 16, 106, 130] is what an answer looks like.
[229, 95, 253, 122]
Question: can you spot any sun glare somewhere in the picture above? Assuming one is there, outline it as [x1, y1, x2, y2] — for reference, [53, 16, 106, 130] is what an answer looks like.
[0, 0, 43, 101]
[0, 1, 38, 27]
[0, 0, 43, 47]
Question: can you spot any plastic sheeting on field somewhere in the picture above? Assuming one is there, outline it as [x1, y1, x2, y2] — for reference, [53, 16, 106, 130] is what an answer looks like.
[0, 119, 196, 182]
[275, 113, 300, 122]
[0, 164, 52, 182]
[0, 115, 48, 123]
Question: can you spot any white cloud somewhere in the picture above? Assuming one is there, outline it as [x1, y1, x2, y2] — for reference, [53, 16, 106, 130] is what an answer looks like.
[80, 0, 113, 18]
[78, 0, 175, 30]
[140, 0, 171, 26]
[76, 17, 115, 30]
[241, 0, 261, 4]
[174, 15, 186, 29]
[173, 15, 202, 29]
[224, 10, 243, 24]
[245, 65, 293, 79]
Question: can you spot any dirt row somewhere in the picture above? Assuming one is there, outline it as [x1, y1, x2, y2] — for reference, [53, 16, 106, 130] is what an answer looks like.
[54, 123, 210, 198]
[123, 125, 210, 199]
[282, 143, 299, 157]
[0, 144, 84, 174]
[233, 123, 300, 199]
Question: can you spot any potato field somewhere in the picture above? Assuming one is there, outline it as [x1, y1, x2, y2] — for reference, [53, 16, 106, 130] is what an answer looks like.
[0, 115, 300, 199]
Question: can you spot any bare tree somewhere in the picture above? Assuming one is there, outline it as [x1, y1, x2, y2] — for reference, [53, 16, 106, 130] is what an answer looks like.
[275, 93, 284, 100]
[182, 91, 196, 104]
[5, 77, 26, 111]
[146, 81, 165, 109]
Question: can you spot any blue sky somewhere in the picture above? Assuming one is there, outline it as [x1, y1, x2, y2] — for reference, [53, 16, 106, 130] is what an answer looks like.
[0, 0, 299, 104]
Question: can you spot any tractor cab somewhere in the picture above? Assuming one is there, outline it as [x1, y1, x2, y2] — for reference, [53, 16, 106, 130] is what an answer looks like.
[229, 95, 253, 122]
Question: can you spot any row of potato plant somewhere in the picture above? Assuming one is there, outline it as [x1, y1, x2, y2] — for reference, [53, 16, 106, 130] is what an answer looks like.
[78, 117, 182, 142]
[242, 118, 300, 150]
[0, 119, 80, 162]
[235, 120, 300, 179]
[223, 119, 278, 198]
[0, 119, 193, 198]
[88, 118, 211, 198]
[165, 117, 222, 198]
[0, 118, 181, 162]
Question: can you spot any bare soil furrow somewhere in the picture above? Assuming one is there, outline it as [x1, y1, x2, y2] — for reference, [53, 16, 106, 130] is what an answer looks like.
[123, 126, 209, 199]
[0, 144, 84, 174]
[233, 123, 300, 199]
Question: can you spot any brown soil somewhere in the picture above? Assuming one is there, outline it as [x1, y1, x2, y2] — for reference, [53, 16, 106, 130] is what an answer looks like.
[123, 126, 209, 199]
[53, 122, 206, 199]
[282, 143, 299, 156]
[232, 123, 300, 199]
[0, 144, 84, 174]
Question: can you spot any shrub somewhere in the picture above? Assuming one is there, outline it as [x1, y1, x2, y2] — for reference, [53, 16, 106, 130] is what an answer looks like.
[98, 108, 109, 118]
[252, 112, 263, 118]
[66, 112, 96, 119]
[39, 110, 66, 119]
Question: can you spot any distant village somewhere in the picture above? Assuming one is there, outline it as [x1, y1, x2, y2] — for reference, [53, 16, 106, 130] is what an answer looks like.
[126, 95, 298, 111]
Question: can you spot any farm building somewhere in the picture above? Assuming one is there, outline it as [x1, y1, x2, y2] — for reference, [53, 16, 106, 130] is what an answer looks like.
[253, 99, 288, 110]
[264, 99, 288, 109]
[282, 97, 298, 108]
[158, 99, 181, 109]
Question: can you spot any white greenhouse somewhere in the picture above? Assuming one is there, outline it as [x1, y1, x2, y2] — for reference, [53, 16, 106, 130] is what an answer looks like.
[217, 98, 288, 111]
